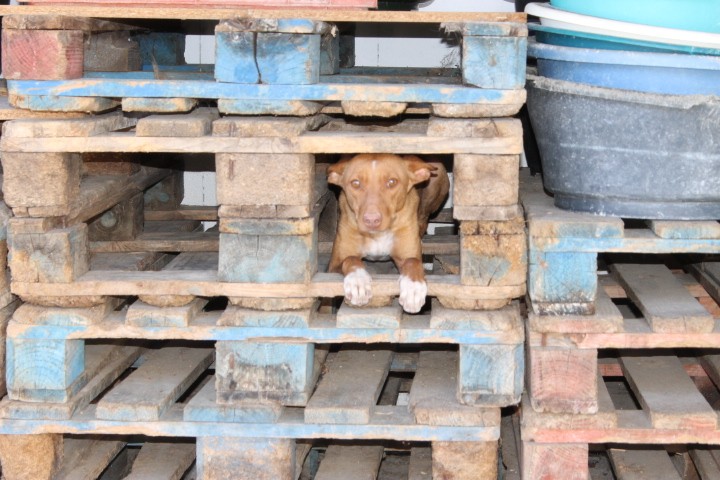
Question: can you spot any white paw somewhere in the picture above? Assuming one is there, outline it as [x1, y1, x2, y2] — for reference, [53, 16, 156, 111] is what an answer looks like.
[344, 269, 372, 306]
[399, 275, 427, 314]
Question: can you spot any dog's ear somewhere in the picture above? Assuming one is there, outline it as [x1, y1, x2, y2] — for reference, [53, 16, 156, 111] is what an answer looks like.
[327, 161, 346, 186]
[403, 155, 436, 185]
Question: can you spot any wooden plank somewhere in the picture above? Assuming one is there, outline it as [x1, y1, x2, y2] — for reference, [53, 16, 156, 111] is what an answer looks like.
[315, 445, 384, 480]
[608, 448, 681, 480]
[90, 231, 218, 253]
[144, 206, 218, 222]
[95, 347, 214, 421]
[612, 264, 714, 333]
[183, 377, 282, 423]
[305, 348, 392, 424]
[56, 438, 125, 480]
[689, 449, 720, 480]
[408, 351, 498, 426]
[1, 122, 524, 155]
[3, 111, 135, 137]
[528, 286, 624, 334]
[12, 271, 525, 303]
[649, 220, 720, 239]
[408, 447, 432, 480]
[124, 441, 195, 480]
[0, 7, 526, 23]
[336, 301, 402, 329]
[126, 297, 208, 327]
[620, 354, 716, 430]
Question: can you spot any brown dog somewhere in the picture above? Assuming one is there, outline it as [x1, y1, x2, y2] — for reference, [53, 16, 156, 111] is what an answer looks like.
[327, 153, 450, 313]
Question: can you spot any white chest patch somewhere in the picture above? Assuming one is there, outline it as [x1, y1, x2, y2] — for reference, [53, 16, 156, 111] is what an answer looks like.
[362, 231, 395, 260]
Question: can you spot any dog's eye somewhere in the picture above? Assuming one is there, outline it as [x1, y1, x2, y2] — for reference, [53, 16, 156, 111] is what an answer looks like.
[350, 179, 361, 189]
[387, 178, 398, 188]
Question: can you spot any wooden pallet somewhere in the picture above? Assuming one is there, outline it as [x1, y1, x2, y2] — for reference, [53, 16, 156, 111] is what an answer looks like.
[522, 349, 720, 480]
[2, 111, 526, 309]
[522, 171, 720, 316]
[0, 345, 510, 479]
[5, 297, 524, 406]
[1, 8, 527, 115]
[527, 262, 720, 416]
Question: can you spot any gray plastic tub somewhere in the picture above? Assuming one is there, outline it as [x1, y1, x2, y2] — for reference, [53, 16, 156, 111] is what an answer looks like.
[526, 75, 720, 219]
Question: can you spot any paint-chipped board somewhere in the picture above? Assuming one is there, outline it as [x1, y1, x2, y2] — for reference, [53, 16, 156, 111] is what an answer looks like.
[124, 441, 195, 480]
[408, 351, 498, 426]
[305, 348, 392, 424]
[1, 345, 143, 420]
[95, 347, 214, 422]
[608, 448, 682, 480]
[620, 354, 716, 430]
[612, 264, 713, 333]
[55, 437, 126, 480]
[314, 445, 384, 480]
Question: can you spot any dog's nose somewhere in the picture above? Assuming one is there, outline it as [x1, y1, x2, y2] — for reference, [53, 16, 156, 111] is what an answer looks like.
[363, 212, 382, 229]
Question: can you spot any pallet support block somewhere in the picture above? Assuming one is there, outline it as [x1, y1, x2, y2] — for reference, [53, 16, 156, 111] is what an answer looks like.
[216, 153, 315, 208]
[215, 341, 316, 406]
[452, 154, 520, 217]
[2, 28, 84, 80]
[448, 22, 527, 89]
[433, 441, 498, 480]
[459, 343, 523, 406]
[9, 223, 89, 283]
[218, 217, 318, 283]
[88, 192, 144, 241]
[528, 346, 598, 414]
[460, 217, 526, 287]
[144, 171, 184, 211]
[197, 437, 295, 480]
[522, 442, 589, 480]
[215, 19, 323, 85]
[529, 251, 598, 315]
[7, 337, 84, 403]
[3, 152, 81, 214]
[0, 433, 63, 480]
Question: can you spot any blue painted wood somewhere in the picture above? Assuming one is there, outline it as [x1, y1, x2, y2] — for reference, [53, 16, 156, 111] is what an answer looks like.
[256, 32, 320, 85]
[134, 32, 186, 67]
[446, 22, 528, 37]
[7, 317, 522, 345]
[7, 79, 510, 105]
[218, 99, 324, 115]
[215, 342, 316, 406]
[6, 338, 85, 403]
[531, 234, 720, 254]
[184, 379, 283, 423]
[528, 251, 597, 314]
[458, 344, 523, 406]
[462, 36, 526, 89]
[8, 94, 118, 113]
[197, 437, 295, 480]
[218, 232, 317, 284]
[215, 31, 261, 84]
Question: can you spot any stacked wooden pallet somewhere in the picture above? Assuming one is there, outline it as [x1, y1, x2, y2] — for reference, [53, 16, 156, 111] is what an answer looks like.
[0, 6, 528, 479]
[521, 172, 720, 479]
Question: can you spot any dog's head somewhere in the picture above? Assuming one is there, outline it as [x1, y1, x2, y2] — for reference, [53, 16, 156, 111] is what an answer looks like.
[327, 154, 436, 233]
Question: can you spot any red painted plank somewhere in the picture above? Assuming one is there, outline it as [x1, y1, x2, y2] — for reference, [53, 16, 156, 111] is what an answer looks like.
[2, 29, 84, 80]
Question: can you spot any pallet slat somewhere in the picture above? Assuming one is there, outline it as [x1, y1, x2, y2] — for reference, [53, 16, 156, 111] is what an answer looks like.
[124, 441, 195, 480]
[314, 445, 384, 480]
[608, 448, 682, 480]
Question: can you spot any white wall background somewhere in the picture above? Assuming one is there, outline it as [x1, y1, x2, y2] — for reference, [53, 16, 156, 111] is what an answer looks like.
[183, 0, 516, 208]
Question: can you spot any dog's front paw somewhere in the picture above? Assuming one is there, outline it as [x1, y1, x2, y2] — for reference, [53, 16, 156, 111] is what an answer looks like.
[398, 275, 427, 314]
[344, 268, 372, 306]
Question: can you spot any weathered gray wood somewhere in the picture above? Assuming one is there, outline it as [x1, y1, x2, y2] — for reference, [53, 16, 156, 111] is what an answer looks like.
[648, 220, 720, 239]
[620, 354, 716, 430]
[608, 448, 681, 480]
[612, 264, 713, 333]
[689, 449, 720, 480]
[3, 112, 135, 138]
[336, 301, 402, 329]
[408, 447, 432, 480]
[213, 114, 329, 137]
[408, 351, 498, 426]
[84, 31, 141, 72]
[87, 192, 144, 242]
[305, 349, 392, 424]
[124, 441, 195, 480]
[183, 378, 283, 424]
[56, 438, 126, 480]
[315, 445, 384, 480]
[95, 347, 214, 421]
[136, 108, 219, 137]
[3, 152, 81, 212]
[126, 297, 208, 327]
